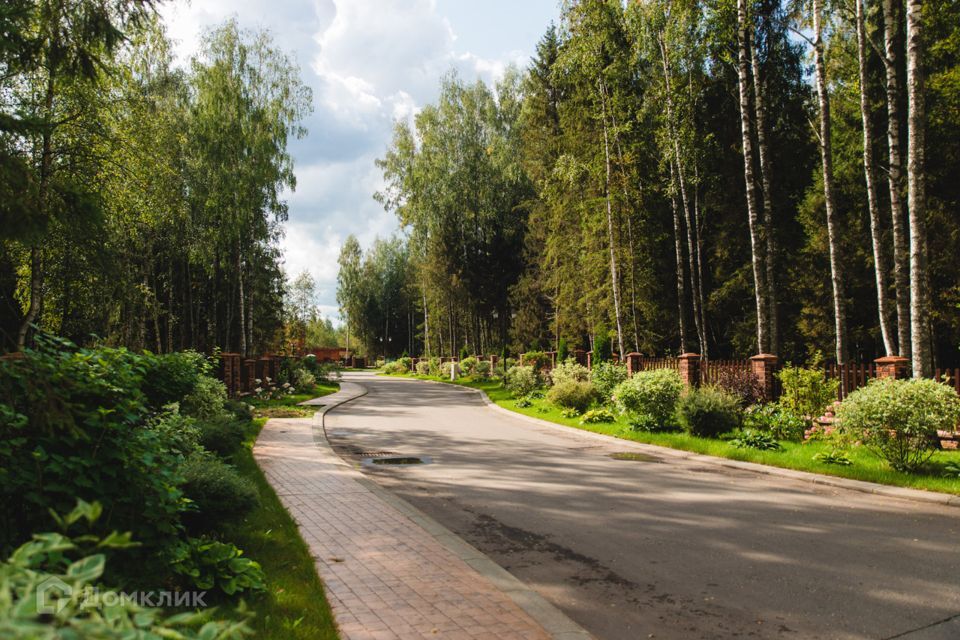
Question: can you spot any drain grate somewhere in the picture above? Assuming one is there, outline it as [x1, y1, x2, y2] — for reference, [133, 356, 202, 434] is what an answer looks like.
[356, 450, 402, 458]
[361, 454, 433, 466]
[608, 452, 661, 462]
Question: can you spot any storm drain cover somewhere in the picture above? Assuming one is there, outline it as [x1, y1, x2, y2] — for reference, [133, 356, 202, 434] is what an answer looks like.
[361, 455, 432, 466]
[608, 452, 661, 462]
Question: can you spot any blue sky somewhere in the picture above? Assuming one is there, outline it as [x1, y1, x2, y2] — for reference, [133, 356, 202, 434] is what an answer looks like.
[160, 0, 561, 321]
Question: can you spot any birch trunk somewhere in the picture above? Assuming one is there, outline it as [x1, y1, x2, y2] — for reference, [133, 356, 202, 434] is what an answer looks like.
[856, 0, 897, 356]
[237, 239, 246, 357]
[670, 160, 688, 353]
[599, 80, 626, 359]
[750, 29, 779, 354]
[906, 0, 932, 377]
[883, 0, 911, 358]
[736, 0, 770, 354]
[814, 0, 849, 365]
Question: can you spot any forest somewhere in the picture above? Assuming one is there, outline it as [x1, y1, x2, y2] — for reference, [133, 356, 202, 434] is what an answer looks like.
[0, 1, 312, 357]
[338, 0, 960, 376]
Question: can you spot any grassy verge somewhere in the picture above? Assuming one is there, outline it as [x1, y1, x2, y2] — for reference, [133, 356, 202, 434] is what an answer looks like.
[230, 409, 340, 639]
[248, 382, 339, 418]
[384, 372, 960, 495]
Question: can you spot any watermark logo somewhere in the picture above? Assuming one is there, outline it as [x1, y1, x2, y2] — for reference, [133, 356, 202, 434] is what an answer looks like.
[36, 577, 72, 615]
[35, 581, 207, 615]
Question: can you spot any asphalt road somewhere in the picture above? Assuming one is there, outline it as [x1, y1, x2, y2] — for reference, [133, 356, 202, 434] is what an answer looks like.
[325, 372, 960, 640]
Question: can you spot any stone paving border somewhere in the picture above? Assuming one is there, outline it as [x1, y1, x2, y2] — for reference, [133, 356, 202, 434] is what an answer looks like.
[392, 375, 960, 508]
[254, 379, 593, 640]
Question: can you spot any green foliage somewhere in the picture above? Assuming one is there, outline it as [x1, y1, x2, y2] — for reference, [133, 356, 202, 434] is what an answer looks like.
[196, 418, 246, 457]
[590, 361, 628, 401]
[505, 365, 539, 397]
[291, 367, 316, 394]
[0, 502, 252, 639]
[415, 360, 431, 376]
[743, 403, 807, 441]
[777, 366, 838, 422]
[522, 351, 551, 371]
[459, 346, 469, 361]
[514, 397, 533, 408]
[141, 350, 210, 410]
[181, 454, 259, 533]
[549, 358, 590, 386]
[836, 378, 960, 471]
[381, 360, 408, 375]
[612, 370, 683, 428]
[459, 356, 478, 376]
[580, 408, 616, 424]
[171, 537, 266, 596]
[546, 380, 597, 412]
[181, 375, 230, 422]
[557, 338, 568, 362]
[942, 460, 960, 478]
[675, 386, 742, 438]
[560, 407, 581, 418]
[729, 430, 782, 451]
[473, 360, 492, 379]
[813, 450, 853, 466]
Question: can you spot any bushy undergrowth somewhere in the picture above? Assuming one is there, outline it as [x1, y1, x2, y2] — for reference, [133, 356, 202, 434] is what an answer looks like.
[505, 365, 539, 397]
[549, 359, 590, 386]
[473, 360, 492, 379]
[777, 365, 838, 422]
[837, 378, 960, 471]
[382, 359, 409, 375]
[729, 429, 781, 451]
[590, 361, 628, 402]
[613, 369, 683, 429]
[181, 454, 259, 533]
[714, 367, 766, 406]
[676, 386, 742, 438]
[459, 356, 478, 376]
[415, 359, 432, 375]
[547, 380, 597, 412]
[743, 403, 806, 441]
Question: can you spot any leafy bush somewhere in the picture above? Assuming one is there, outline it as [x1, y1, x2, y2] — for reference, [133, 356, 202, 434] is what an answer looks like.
[141, 350, 210, 410]
[0, 339, 190, 553]
[0, 502, 252, 639]
[459, 356, 478, 376]
[549, 358, 590, 386]
[181, 375, 230, 422]
[836, 378, 960, 471]
[522, 350, 551, 372]
[396, 356, 413, 371]
[181, 454, 259, 532]
[291, 367, 316, 393]
[224, 399, 254, 422]
[593, 326, 612, 362]
[382, 360, 408, 375]
[729, 429, 781, 451]
[714, 367, 766, 406]
[441, 361, 456, 378]
[474, 360, 492, 379]
[194, 416, 246, 457]
[612, 369, 683, 428]
[415, 360, 431, 376]
[675, 386, 742, 438]
[514, 397, 533, 408]
[171, 536, 266, 596]
[941, 460, 960, 478]
[590, 361, 628, 401]
[560, 408, 581, 418]
[813, 449, 853, 466]
[777, 365, 838, 422]
[547, 380, 597, 412]
[743, 403, 807, 441]
[580, 408, 616, 424]
[505, 365, 539, 397]
[428, 357, 442, 376]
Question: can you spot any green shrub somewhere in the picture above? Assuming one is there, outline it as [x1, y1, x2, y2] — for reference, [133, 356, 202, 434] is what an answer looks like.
[459, 356, 478, 376]
[0, 339, 189, 553]
[514, 397, 533, 408]
[714, 367, 766, 406]
[590, 361, 628, 401]
[549, 358, 590, 386]
[836, 378, 960, 471]
[612, 369, 683, 428]
[291, 367, 317, 393]
[441, 361, 456, 378]
[382, 360, 408, 375]
[593, 327, 612, 362]
[777, 365, 838, 422]
[547, 380, 597, 412]
[0, 502, 252, 639]
[141, 350, 210, 410]
[459, 345, 469, 361]
[428, 357, 442, 376]
[813, 449, 853, 466]
[474, 360, 492, 379]
[196, 418, 246, 457]
[729, 429, 781, 451]
[181, 454, 259, 532]
[170, 536, 266, 596]
[396, 356, 413, 371]
[941, 460, 960, 478]
[557, 338, 569, 362]
[522, 351, 551, 372]
[675, 386, 742, 438]
[224, 399, 254, 422]
[580, 408, 616, 424]
[415, 360, 431, 376]
[560, 408, 581, 418]
[743, 403, 807, 441]
[181, 375, 230, 421]
[505, 365, 539, 397]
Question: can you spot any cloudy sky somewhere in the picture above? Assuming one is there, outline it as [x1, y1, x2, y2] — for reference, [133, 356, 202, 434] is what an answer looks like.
[160, 0, 560, 321]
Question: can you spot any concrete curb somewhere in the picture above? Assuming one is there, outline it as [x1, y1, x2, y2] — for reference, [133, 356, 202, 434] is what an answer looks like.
[316, 376, 595, 640]
[388, 374, 960, 508]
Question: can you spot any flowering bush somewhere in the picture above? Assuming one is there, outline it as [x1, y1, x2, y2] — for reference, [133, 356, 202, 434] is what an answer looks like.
[505, 365, 539, 397]
[549, 358, 590, 387]
[836, 378, 960, 471]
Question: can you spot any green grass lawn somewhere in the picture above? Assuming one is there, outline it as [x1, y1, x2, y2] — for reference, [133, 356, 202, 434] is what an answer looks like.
[248, 382, 339, 418]
[229, 385, 341, 639]
[385, 371, 960, 495]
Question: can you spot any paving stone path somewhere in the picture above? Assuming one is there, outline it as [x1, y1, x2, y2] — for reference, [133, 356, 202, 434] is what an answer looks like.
[253, 382, 581, 640]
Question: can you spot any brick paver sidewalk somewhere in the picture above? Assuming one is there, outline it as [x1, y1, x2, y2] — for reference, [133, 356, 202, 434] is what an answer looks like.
[253, 383, 555, 640]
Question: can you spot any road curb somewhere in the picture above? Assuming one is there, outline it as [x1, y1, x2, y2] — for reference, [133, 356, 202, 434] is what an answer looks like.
[389, 374, 960, 508]
[318, 375, 595, 640]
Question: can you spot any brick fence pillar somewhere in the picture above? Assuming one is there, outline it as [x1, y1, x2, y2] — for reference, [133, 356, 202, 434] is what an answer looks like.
[625, 352, 642, 377]
[750, 354, 780, 400]
[243, 359, 256, 393]
[586, 351, 593, 370]
[678, 353, 702, 388]
[220, 353, 240, 397]
[573, 349, 587, 367]
[874, 355, 910, 379]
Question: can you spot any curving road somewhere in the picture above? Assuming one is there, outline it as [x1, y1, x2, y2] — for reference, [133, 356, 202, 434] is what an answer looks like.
[325, 372, 960, 640]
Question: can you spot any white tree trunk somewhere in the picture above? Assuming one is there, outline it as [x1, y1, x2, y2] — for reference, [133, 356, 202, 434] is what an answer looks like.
[599, 80, 626, 359]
